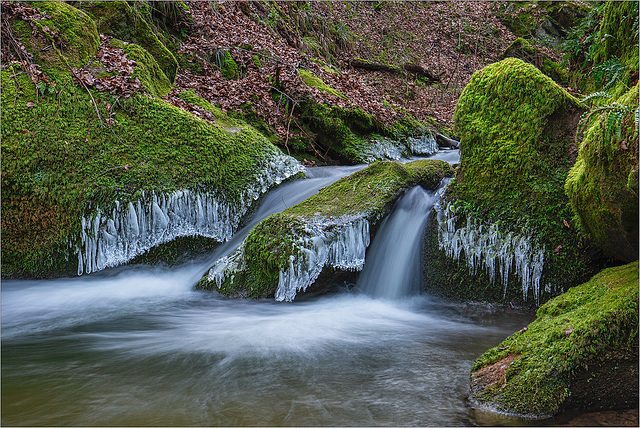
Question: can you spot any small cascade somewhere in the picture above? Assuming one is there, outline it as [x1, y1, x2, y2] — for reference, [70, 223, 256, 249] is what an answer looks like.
[435, 201, 546, 303]
[76, 151, 303, 275]
[357, 186, 436, 299]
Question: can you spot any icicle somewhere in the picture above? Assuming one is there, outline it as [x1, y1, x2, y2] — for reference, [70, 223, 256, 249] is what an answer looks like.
[73, 150, 304, 275]
[435, 201, 546, 302]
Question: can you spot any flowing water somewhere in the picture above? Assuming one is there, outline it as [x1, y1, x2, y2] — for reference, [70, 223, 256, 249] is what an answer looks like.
[2, 150, 540, 426]
[358, 186, 437, 299]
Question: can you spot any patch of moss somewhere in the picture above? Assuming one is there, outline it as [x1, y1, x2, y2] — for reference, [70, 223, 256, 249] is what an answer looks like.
[197, 159, 453, 298]
[591, 2, 639, 70]
[438, 58, 593, 304]
[565, 84, 639, 263]
[218, 50, 239, 80]
[14, 1, 100, 80]
[500, 38, 568, 84]
[470, 261, 639, 417]
[0, 67, 292, 278]
[298, 68, 347, 100]
[77, 1, 178, 82]
[110, 39, 171, 98]
[287, 159, 452, 220]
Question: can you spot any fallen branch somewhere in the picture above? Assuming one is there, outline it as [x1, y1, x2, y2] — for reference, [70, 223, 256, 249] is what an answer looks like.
[350, 59, 400, 74]
[403, 63, 440, 82]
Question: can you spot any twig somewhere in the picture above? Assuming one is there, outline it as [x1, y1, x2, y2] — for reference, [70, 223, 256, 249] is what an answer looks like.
[283, 101, 297, 156]
[87, 164, 131, 183]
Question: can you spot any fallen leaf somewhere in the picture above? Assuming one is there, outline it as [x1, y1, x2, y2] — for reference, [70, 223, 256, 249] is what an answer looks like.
[26, 101, 35, 107]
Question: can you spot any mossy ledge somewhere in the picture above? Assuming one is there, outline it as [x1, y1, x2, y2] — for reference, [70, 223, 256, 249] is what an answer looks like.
[196, 159, 453, 300]
[425, 57, 594, 306]
[1, 66, 302, 278]
[469, 261, 639, 419]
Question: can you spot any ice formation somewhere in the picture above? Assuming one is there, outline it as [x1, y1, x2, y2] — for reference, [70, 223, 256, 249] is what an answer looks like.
[406, 133, 439, 155]
[76, 151, 303, 275]
[207, 216, 370, 302]
[358, 138, 405, 163]
[358, 133, 439, 163]
[435, 201, 546, 303]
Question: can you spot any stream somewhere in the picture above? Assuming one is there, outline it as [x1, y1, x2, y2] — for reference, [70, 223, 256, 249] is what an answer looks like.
[2, 150, 538, 426]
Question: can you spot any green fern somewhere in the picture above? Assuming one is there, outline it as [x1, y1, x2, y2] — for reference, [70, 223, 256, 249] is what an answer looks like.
[579, 90, 611, 105]
[578, 103, 635, 141]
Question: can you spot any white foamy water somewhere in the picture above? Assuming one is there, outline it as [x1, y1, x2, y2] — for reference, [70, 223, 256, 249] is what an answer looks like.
[1, 275, 532, 427]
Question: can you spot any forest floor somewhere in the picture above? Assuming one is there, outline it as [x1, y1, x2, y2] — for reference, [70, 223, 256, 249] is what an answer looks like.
[168, 1, 562, 140]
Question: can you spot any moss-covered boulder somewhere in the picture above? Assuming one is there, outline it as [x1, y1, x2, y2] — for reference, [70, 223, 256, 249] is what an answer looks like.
[565, 85, 639, 263]
[0, 66, 301, 278]
[564, 1, 639, 264]
[77, 1, 178, 82]
[196, 159, 453, 300]
[469, 261, 639, 418]
[424, 58, 592, 306]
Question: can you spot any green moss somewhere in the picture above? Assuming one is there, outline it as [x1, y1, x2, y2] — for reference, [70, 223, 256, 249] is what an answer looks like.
[77, 1, 178, 82]
[198, 159, 453, 298]
[252, 54, 261, 69]
[219, 51, 239, 80]
[470, 261, 639, 417]
[500, 38, 568, 84]
[440, 58, 592, 304]
[110, 39, 171, 98]
[287, 159, 452, 220]
[14, 1, 100, 81]
[565, 84, 639, 262]
[298, 68, 347, 100]
[0, 67, 291, 278]
[591, 2, 639, 70]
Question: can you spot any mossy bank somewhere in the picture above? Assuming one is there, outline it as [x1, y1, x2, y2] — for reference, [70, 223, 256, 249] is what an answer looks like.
[1, 1, 301, 278]
[196, 159, 453, 300]
[470, 261, 639, 419]
[424, 57, 593, 306]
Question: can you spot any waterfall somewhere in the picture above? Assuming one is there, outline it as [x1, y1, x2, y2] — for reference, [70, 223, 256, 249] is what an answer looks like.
[357, 186, 436, 299]
[76, 151, 303, 275]
[435, 201, 546, 303]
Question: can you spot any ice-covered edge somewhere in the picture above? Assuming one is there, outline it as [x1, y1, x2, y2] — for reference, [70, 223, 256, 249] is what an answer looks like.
[434, 201, 546, 303]
[357, 133, 439, 163]
[276, 217, 370, 302]
[76, 150, 303, 275]
[206, 216, 370, 302]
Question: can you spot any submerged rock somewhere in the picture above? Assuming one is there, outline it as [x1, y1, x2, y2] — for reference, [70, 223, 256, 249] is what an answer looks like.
[469, 261, 639, 419]
[425, 57, 592, 306]
[196, 159, 453, 301]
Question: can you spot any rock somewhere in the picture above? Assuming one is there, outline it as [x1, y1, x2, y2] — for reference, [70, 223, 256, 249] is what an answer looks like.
[424, 58, 592, 306]
[469, 261, 639, 418]
[434, 132, 459, 149]
[565, 84, 639, 263]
